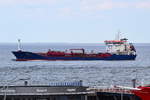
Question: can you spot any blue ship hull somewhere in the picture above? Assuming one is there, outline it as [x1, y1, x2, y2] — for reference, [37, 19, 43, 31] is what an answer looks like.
[12, 51, 136, 61]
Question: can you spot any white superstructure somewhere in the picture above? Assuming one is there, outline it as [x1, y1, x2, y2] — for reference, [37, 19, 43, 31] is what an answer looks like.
[105, 33, 136, 55]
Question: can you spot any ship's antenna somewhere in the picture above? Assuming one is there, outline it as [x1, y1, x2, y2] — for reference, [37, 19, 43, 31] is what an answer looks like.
[115, 30, 121, 40]
[118, 30, 121, 40]
[18, 39, 21, 51]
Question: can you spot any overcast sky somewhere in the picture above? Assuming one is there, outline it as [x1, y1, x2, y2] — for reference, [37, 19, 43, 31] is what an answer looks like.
[0, 0, 150, 43]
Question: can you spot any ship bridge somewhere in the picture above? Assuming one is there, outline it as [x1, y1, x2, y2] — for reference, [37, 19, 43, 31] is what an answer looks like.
[104, 38, 135, 55]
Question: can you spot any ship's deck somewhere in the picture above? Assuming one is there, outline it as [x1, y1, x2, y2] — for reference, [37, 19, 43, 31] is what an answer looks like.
[0, 84, 141, 100]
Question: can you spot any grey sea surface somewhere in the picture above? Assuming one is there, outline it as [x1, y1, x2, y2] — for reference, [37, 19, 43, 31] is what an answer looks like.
[0, 43, 150, 87]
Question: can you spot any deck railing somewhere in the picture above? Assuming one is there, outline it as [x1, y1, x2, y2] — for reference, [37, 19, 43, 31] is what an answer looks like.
[87, 86, 132, 94]
[49, 80, 83, 87]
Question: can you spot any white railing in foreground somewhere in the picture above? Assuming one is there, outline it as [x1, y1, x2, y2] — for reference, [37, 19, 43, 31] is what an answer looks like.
[87, 86, 133, 94]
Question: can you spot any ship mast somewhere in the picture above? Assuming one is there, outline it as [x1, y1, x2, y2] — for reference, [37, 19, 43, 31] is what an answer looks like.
[116, 30, 121, 40]
[18, 39, 21, 51]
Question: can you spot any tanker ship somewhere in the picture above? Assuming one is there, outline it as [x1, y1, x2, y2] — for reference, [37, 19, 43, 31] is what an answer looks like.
[12, 33, 136, 61]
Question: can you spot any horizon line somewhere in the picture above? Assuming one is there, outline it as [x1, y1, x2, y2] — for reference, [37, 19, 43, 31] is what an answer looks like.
[0, 42, 150, 44]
